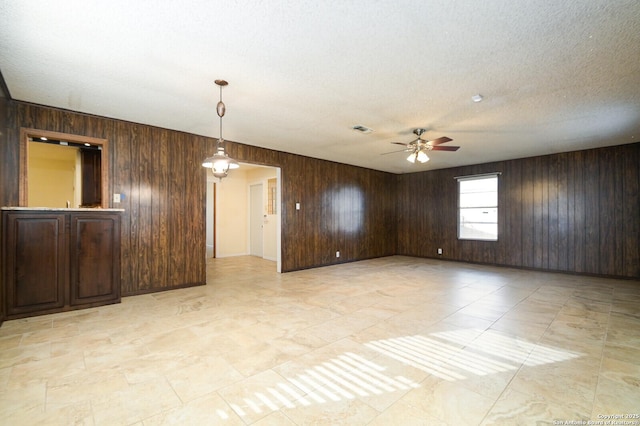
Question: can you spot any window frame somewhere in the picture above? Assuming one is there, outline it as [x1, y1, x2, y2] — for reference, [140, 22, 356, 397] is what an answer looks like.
[456, 172, 500, 241]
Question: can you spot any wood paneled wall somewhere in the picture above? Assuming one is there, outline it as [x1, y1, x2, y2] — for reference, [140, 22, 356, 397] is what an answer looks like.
[1, 97, 16, 207]
[1, 101, 397, 296]
[0, 95, 8, 322]
[397, 143, 640, 279]
[281, 157, 397, 270]
[226, 135, 398, 270]
[1, 103, 209, 295]
[2, 100, 637, 293]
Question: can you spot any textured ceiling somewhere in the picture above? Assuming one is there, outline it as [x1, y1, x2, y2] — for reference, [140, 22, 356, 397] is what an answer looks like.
[1, 0, 639, 173]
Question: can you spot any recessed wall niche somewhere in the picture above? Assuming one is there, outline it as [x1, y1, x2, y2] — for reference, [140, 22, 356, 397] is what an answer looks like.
[19, 128, 109, 208]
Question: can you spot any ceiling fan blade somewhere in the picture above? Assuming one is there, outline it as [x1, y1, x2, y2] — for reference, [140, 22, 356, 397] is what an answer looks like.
[381, 148, 411, 155]
[391, 142, 409, 146]
[428, 136, 453, 146]
[430, 145, 460, 151]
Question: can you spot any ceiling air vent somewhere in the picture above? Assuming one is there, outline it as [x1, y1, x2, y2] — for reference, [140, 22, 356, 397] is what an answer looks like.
[351, 125, 373, 134]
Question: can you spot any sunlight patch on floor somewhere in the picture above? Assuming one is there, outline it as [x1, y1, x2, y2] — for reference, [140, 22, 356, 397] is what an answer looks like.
[216, 351, 420, 421]
[366, 329, 583, 381]
[211, 328, 584, 421]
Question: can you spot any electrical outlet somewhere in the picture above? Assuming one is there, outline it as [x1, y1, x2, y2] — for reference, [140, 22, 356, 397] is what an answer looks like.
[336, 251, 340, 258]
[113, 193, 121, 203]
[437, 248, 443, 255]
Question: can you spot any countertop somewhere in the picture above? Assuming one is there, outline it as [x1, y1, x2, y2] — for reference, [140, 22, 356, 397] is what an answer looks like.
[2, 207, 125, 212]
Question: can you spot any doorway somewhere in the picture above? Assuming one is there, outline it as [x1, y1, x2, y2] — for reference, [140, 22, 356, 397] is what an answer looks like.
[206, 164, 281, 272]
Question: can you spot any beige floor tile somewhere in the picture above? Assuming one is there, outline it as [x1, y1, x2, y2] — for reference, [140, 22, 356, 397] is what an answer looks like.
[0, 399, 47, 426]
[120, 351, 191, 385]
[605, 315, 640, 350]
[9, 351, 85, 384]
[538, 321, 606, 358]
[224, 341, 293, 377]
[217, 369, 297, 424]
[0, 333, 23, 351]
[592, 377, 640, 416]
[592, 357, 640, 415]
[368, 398, 448, 425]
[0, 377, 46, 406]
[489, 317, 550, 342]
[305, 312, 381, 342]
[83, 340, 150, 372]
[0, 317, 53, 336]
[271, 330, 330, 356]
[456, 369, 517, 401]
[398, 375, 495, 425]
[281, 396, 380, 425]
[91, 377, 182, 425]
[507, 357, 600, 414]
[481, 387, 590, 425]
[50, 331, 112, 358]
[46, 370, 130, 406]
[0, 341, 51, 369]
[251, 410, 298, 425]
[42, 401, 95, 426]
[610, 300, 640, 317]
[441, 311, 494, 329]
[143, 392, 245, 425]
[0, 255, 639, 425]
[602, 342, 640, 364]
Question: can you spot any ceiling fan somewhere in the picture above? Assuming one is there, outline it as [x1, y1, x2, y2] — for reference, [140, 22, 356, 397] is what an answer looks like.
[383, 128, 460, 163]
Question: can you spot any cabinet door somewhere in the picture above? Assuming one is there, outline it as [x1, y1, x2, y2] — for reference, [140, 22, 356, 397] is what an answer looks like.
[4, 213, 66, 316]
[69, 213, 121, 306]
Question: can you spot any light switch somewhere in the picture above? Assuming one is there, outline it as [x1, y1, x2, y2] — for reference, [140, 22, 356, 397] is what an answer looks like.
[295, 202, 300, 210]
[113, 193, 121, 203]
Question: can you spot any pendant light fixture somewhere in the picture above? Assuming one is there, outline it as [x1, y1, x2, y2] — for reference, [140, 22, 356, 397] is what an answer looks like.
[202, 79, 239, 180]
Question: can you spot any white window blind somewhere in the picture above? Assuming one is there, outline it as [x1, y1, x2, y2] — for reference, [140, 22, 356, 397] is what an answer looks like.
[457, 173, 499, 241]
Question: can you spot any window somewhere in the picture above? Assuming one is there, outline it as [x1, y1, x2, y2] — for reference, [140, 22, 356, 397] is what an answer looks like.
[457, 173, 499, 241]
[267, 178, 277, 215]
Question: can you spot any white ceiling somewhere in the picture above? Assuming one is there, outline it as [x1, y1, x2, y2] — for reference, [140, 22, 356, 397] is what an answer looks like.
[1, 1, 639, 173]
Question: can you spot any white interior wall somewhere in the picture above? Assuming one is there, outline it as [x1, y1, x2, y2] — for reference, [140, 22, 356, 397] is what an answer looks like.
[214, 168, 249, 258]
[205, 181, 214, 257]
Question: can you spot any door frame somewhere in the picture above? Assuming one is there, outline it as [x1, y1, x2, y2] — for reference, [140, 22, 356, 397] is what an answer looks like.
[208, 164, 282, 272]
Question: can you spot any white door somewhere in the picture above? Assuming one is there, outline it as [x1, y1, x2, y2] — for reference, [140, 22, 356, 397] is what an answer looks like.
[250, 183, 263, 257]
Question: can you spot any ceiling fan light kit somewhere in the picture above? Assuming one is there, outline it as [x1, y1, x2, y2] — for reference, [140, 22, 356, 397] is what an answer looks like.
[407, 150, 430, 163]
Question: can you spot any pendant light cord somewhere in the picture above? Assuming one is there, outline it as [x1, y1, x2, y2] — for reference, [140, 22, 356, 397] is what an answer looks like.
[217, 83, 224, 148]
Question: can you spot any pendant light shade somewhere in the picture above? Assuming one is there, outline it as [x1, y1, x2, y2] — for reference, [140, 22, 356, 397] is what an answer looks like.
[416, 150, 429, 163]
[202, 79, 239, 180]
[406, 149, 429, 164]
[202, 148, 239, 178]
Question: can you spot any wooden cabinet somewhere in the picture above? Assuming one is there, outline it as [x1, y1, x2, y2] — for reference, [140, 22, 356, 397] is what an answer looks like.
[2, 208, 122, 320]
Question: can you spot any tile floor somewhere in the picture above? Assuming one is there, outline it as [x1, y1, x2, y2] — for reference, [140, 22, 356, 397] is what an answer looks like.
[1, 255, 639, 425]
